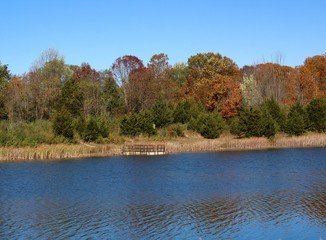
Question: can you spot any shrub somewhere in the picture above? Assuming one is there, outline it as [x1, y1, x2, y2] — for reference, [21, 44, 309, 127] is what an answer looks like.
[83, 116, 101, 142]
[173, 100, 192, 124]
[306, 98, 326, 132]
[285, 103, 306, 136]
[53, 108, 74, 140]
[196, 112, 224, 139]
[152, 99, 173, 128]
[261, 98, 286, 131]
[120, 111, 156, 137]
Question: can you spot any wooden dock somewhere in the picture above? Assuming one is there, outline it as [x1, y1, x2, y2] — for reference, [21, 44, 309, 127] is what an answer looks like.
[122, 144, 166, 156]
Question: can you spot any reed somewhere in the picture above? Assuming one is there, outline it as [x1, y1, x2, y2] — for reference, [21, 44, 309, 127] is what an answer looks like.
[0, 143, 121, 162]
[0, 133, 325, 162]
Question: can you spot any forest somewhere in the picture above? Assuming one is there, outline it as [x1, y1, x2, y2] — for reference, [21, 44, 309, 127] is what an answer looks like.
[0, 49, 326, 147]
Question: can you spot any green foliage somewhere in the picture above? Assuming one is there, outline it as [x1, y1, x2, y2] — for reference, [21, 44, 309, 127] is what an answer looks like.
[83, 117, 101, 142]
[193, 112, 224, 139]
[59, 78, 83, 117]
[152, 99, 173, 128]
[0, 120, 62, 147]
[103, 75, 123, 114]
[120, 111, 156, 137]
[53, 108, 74, 140]
[306, 98, 326, 132]
[285, 103, 306, 136]
[173, 100, 192, 124]
[261, 98, 286, 132]
[260, 106, 277, 139]
[229, 117, 242, 137]
[232, 107, 277, 139]
[238, 108, 263, 137]
[0, 62, 10, 119]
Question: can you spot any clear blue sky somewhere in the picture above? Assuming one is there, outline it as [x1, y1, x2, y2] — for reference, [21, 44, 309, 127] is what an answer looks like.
[1, 0, 325, 75]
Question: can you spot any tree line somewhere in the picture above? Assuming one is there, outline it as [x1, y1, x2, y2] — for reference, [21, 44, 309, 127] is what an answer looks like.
[0, 49, 325, 146]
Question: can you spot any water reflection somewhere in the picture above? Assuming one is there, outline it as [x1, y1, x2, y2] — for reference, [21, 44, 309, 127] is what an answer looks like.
[1, 148, 325, 239]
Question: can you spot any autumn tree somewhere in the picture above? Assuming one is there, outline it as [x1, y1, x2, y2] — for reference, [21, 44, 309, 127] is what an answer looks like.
[286, 66, 319, 105]
[186, 53, 242, 118]
[111, 55, 144, 105]
[249, 63, 293, 104]
[4, 76, 29, 122]
[26, 49, 66, 120]
[71, 63, 102, 117]
[126, 67, 154, 112]
[303, 54, 326, 95]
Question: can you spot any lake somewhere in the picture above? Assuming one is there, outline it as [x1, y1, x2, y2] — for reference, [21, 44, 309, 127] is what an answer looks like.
[0, 148, 325, 239]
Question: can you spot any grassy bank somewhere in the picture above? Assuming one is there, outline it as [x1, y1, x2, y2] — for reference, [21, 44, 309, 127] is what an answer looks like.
[0, 132, 326, 162]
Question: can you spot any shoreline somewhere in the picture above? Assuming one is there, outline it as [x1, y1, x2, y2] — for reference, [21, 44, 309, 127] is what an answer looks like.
[1, 133, 326, 163]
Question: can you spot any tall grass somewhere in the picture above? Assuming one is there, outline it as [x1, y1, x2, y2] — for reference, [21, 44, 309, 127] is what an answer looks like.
[0, 143, 121, 162]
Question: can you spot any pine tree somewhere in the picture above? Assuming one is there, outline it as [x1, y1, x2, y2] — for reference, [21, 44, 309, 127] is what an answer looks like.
[306, 98, 326, 132]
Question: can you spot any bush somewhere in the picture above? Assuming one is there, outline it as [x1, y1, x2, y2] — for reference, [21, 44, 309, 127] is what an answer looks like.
[0, 120, 61, 147]
[120, 111, 156, 137]
[53, 108, 74, 140]
[285, 103, 306, 136]
[196, 112, 224, 139]
[173, 100, 192, 124]
[261, 98, 286, 132]
[83, 116, 101, 142]
[260, 106, 277, 139]
[152, 99, 173, 128]
[306, 98, 326, 132]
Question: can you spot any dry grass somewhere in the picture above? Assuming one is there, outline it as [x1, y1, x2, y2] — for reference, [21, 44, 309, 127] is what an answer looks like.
[166, 132, 326, 154]
[0, 143, 121, 162]
[1, 132, 325, 162]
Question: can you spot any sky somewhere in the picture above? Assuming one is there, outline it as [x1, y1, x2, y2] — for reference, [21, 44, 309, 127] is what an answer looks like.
[1, 0, 326, 75]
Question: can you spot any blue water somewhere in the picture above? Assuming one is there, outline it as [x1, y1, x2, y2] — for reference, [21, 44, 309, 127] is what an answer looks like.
[1, 148, 325, 239]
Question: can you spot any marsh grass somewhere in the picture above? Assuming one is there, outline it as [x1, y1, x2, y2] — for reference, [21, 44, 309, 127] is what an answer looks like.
[0, 131, 325, 162]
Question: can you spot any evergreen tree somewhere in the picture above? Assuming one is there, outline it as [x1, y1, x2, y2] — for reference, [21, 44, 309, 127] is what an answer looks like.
[52, 108, 74, 140]
[238, 108, 263, 137]
[173, 100, 192, 124]
[83, 117, 101, 142]
[285, 103, 306, 136]
[152, 99, 173, 128]
[306, 98, 326, 132]
[260, 106, 277, 139]
[120, 111, 156, 136]
[196, 112, 224, 139]
[262, 98, 286, 131]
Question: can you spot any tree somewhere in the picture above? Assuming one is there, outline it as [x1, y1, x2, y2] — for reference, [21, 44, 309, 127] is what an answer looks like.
[261, 98, 286, 131]
[72, 63, 102, 117]
[186, 53, 242, 118]
[4, 75, 28, 122]
[58, 78, 83, 117]
[195, 112, 224, 139]
[53, 108, 74, 140]
[148, 53, 170, 79]
[285, 103, 306, 136]
[240, 74, 261, 107]
[287, 66, 319, 105]
[120, 111, 156, 137]
[151, 99, 173, 128]
[249, 63, 293, 104]
[306, 98, 326, 132]
[304, 54, 326, 95]
[102, 73, 123, 114]
[111, 55, 144, 105]
[173, 100, 192, 124]
[26, 49, 66, 120]
[0, 62, 11, 119]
